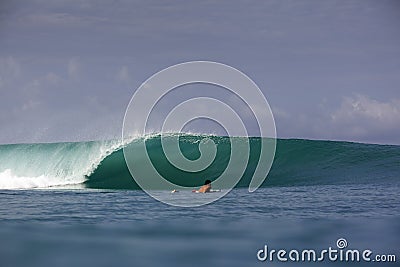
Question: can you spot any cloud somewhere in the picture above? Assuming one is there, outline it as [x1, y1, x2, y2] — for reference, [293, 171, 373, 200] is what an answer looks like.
[22, 72, 61, 94]
[6, 71, 62, 114]
[116, 66, 130, 83]
[329, 94, 400, 142]
[271, 107, 289, 119]
[22, 12, 109, 28]
[0, 57, 21, 88]
[332, 95, 400, 123]
[270, 94, 400, 144]
[68, 57, 81, 80]
[21, 99, 40, 111]
[44, 72, 62, 84]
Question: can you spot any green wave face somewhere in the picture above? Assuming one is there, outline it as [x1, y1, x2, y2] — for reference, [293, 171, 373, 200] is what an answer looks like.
[0, 134, 399, 190]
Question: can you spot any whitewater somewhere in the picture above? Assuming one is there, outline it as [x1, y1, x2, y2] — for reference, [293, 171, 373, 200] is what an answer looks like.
[0, 139, 124, 189]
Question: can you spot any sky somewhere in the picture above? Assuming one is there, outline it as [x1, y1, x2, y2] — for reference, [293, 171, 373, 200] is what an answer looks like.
[0, 0, 399, 145]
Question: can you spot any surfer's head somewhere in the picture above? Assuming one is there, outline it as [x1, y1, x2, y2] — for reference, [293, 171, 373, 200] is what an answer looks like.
[204, 179, 211, 185]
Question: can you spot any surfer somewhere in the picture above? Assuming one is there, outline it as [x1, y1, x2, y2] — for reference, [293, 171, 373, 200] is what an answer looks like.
[197, 179, 212, 193]
[175, 180, 212, 193]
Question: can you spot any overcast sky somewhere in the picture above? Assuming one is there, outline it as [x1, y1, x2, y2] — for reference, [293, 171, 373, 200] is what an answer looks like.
[0, 0, 399, 144]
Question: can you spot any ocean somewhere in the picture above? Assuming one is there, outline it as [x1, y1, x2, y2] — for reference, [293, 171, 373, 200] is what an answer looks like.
[0, 134, 399, 266]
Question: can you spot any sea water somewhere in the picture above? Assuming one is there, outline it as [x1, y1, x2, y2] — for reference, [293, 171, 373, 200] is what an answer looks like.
[0, 134, 399, 266]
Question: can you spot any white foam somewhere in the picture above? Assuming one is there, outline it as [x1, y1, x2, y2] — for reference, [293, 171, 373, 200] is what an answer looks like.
[0, 139, 125, 190]
[0, 169, 84, 189]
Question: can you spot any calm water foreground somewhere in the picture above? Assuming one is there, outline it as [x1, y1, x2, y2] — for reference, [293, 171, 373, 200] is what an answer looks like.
[0, 184, 399, 267]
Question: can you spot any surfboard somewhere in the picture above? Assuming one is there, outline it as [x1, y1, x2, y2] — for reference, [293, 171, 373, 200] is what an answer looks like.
[191, 189, 221, 193]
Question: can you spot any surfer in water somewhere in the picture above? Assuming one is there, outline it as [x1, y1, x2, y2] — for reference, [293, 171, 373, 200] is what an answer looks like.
[197, 179, 212, 193]
[173, 180, 212, 194]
